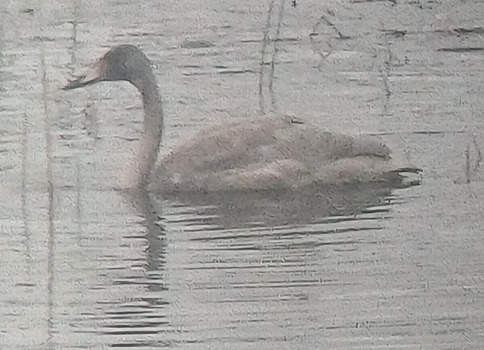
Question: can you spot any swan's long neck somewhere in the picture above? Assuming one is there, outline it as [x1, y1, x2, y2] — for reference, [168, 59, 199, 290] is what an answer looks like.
[125, 72, 163, 188]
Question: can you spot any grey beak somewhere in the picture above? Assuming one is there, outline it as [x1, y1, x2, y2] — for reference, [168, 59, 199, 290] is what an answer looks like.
[62, 64, 101, 90]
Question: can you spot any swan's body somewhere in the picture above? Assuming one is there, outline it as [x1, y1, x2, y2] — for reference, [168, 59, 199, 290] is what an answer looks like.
[154, 115, 416, 192]
[63, 45, 421, 192]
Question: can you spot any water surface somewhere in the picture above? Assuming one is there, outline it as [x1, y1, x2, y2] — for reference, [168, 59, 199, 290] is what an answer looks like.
[0, 0, 483, 348]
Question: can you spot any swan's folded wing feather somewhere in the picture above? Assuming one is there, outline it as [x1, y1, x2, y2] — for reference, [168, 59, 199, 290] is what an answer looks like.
[161, 115, 296, 173]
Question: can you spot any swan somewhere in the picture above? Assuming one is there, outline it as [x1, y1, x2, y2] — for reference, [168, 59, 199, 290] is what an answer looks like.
[63, 44, 421, 192]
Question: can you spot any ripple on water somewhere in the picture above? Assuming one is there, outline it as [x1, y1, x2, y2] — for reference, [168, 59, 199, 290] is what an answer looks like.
[103, 184, 404, 348]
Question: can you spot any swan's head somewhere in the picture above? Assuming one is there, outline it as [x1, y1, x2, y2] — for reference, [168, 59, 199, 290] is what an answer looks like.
[63, 45, 152, 90]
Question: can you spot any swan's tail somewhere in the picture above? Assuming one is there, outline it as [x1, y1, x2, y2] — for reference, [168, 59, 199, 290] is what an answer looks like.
[387, 164, 423, 188]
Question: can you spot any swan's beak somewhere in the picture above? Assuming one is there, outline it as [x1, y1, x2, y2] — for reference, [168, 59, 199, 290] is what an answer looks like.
[62, 63, 102, 90]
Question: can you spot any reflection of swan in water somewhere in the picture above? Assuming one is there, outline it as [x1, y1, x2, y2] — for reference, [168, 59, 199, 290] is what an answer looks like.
[155, 184, 396, 229]
[63, 45, 421, 192]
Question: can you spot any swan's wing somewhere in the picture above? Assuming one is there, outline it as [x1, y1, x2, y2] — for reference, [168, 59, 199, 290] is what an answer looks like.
[154, 115, 404, 191]
[160, 115, 394, 175]
[161, 115, 294, 173]
[269, 125, 393, 165]
[320, 133, 392, 160]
